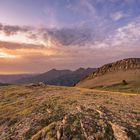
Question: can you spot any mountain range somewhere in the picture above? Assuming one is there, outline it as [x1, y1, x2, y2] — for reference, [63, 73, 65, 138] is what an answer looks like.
[0, 58, 140, 92]
[13, 68, 96, 86]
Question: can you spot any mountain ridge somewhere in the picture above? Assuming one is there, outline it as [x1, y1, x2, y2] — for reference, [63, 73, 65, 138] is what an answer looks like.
[76, 58, 140, 91]
[14, 68, 96, 86]
[88, 58, 140, 78]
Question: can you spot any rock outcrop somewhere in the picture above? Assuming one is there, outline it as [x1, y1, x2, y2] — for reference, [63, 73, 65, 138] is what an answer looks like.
[88, 58, 140, 79]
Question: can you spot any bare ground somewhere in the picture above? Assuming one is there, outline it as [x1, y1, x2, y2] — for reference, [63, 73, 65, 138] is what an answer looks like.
[0, 85, 140, 140]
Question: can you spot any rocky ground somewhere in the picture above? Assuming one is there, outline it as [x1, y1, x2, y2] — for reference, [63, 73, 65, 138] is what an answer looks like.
[0, 85, 140, 140]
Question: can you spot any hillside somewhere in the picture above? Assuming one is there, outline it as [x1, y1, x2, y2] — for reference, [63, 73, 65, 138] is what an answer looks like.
[0, 85, 140, 139]
[15, 68, 96, 86]
[0, 74, 37, 83]
[77, 58, 140, 93]
[0, 82, 10, 86]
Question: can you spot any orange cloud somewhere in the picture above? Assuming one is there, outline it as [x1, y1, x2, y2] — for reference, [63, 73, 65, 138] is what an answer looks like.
[0, 51, 17, 58]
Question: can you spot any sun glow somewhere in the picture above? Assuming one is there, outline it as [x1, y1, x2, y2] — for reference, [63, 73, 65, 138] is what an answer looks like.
[0, 32, 50, 47]
[0, 32, 37, 44]
[0, 51, 17, 58]
[0, 33, 50, 47]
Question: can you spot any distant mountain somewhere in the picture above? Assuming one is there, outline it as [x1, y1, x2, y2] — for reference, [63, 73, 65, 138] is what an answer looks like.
[15, 69, 72, 84]
[0, 74, 36, 83]
[46, 68, 96, 86]
[0, 82, 9, 86]
[76, 58, 140, 92]
[14, 68, 96, 86]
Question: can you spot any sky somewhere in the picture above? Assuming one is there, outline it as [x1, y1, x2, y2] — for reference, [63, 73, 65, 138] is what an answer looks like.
[0, 0, 140, 74]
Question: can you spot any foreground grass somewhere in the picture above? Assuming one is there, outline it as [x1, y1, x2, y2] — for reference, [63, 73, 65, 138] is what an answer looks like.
[0, 85, 140, 140]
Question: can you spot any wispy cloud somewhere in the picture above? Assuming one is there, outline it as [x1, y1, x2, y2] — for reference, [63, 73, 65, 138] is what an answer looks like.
[111, 11, 129, 21]
[0, 23, 95, 47]
[67, 0, 98, 19]
[43, 5, 58, 28]
[107, 16, 140, 46]
[0, 23, 30, 35]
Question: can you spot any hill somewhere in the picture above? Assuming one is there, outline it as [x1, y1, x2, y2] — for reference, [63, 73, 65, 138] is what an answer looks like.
[0, 82, 10, 86]
[15, 68, 96, 86]
[76, 58, 140, 93]
[0, 74, 37, 83]
[0, 85, 140, 139]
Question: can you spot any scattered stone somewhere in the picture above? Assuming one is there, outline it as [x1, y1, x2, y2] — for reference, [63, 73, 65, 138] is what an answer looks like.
[46, 108, 52, 114]
[27, 82, 46, 87]
[110, 123, 129, 140]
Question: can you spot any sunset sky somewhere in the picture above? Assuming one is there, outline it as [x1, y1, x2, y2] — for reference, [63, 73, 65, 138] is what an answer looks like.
[0, 0, 140, 74]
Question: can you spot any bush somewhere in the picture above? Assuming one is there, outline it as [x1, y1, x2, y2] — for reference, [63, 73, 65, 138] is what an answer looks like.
[122, 80, 128, 85]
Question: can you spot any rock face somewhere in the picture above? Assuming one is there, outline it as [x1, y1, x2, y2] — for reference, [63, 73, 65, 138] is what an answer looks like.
[77, 58, 140, 89]
[88, 58, 140, 79]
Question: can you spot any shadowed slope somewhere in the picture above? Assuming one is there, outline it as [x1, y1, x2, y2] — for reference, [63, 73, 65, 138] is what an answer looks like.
[15, 68, 96, 86]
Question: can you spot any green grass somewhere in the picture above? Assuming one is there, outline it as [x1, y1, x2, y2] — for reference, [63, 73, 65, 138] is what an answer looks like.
[93, 82, 140, 94]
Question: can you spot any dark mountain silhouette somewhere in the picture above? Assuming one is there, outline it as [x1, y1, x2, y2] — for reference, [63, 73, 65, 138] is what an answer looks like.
[46, 68, 96, 86]
[14, 68, 96, 86]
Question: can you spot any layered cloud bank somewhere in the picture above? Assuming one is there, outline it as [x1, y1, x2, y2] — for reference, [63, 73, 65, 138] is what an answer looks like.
[0, 17, 140, 74]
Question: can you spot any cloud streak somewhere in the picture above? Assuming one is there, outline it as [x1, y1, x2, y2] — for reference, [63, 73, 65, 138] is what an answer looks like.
[0, 23, 30, 35]
[0, 15, 140, 49]
[111, 11, 129, 21]
[0, 23, 95, 47]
